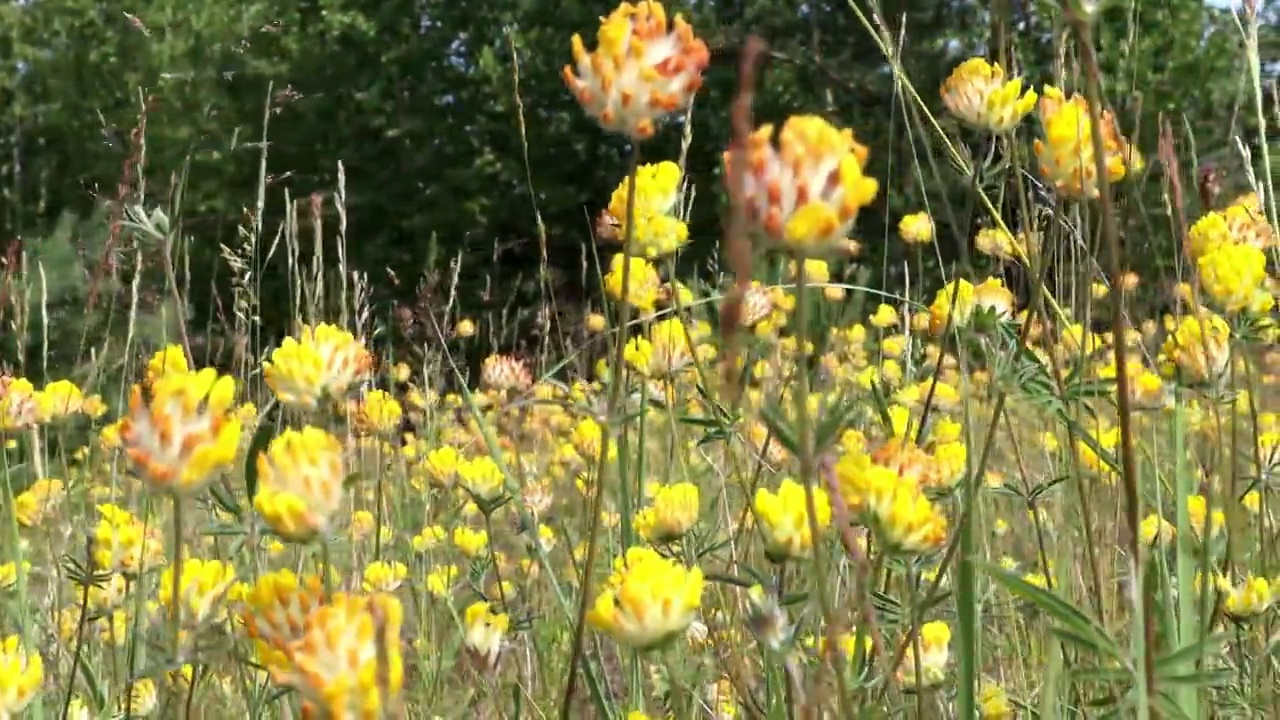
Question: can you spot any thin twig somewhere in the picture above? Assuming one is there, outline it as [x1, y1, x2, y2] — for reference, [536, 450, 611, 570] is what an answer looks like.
[719, 36, 768, 400]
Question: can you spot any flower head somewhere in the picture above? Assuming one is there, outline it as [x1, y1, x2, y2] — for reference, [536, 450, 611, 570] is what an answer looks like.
[634, 481, 699, 543]
[625, 317, 696, 377]
[361, 561, 408, 593]
[563, 2, 710, 140]
[121, 368, 241, 493]
[157, 558, 238, 627]
[603, 253, 663, 315]
[928, 279, 976, 334]
[899, 212, 935, 245]
[589, 546, 704, 649]
[726, 115, 880, 256]
[146, 344, 190, 384]
[269, 593, 404, 719]
[1034, 86, 1141, 199]
[605, 161, 690, 257]
[753, 478, 831, 562]
[0, 376, 39, 431]
[462, 601, 509, 670]
[348, 389, 403, 435]
[240, 569, 328, 670]
[898, 620, 951, 688]
[456, 455, 507, 506]
[0, 635, 42, 716]
[92, 504, 166, 576]
[1159, 311, 1232, 385]
[480, 354, 533, 393]
[1197, 241, 1272, 315]
[263, 324, 373, 409]
[1223, 575, 1274, 621]
[253, 427, 347, 542]
[14, 478, 65, 527]
[1186, 196, 1276, 260]
[940, 57, 1037, 133]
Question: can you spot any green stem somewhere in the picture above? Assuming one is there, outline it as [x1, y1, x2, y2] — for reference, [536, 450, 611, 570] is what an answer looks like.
[560, 144, 641, 719]
[794, 261, 852, 715]
[1065, 9, 1154, 712]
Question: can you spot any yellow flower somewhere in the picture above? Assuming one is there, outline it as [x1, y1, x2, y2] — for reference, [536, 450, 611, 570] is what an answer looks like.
[13, 477, 65, 527]
[727, 115, 880, 256]
[634, 481, 699, 543]
[753, 478, 831, 562]
[626, 317, 696, 376]
[453, 527, 489, 558]
[263, 323, 373, 409]
[416, 446, 461, 489]
[975, 226, 1019, 261]
[979, 681, 1015, 719]
[121, 676, 158, 717]
[1223, 575, 1273, 621]
[570, 418, 615, 465]
[870, 303, 899, 329]
[426, 565, 459, 599]
[348, 389, 403, 435]
[65, 697, 92, 720]
[878, 483, 948, 555]
[269, 592, 404, 719]
[0, 562, 29, 592]
[898, 620, 951, 688]
[455, 317, 477, 338]
[0, 376, 39, 431]
[1198, 241, 1272, 315]
[36, 379, 105, 422]
[240, 571, 328, 671]
[361, 561, 408, 593]
[588, 546, 704, 649]
[1034, 85, 1141, 199]
[585, 312, 608, 334]
[562, 1, 710, 141]
[928, 279, 976, 334]
[122, 368, 241, 494]
[973, 277, 1016, 319]
[1242, 490, 1262, 516]
[940, 57, 1037, 133]
[412, 525, 447, 553]
[254, 426, 347, 542]
[462, 600, 509, 670]
[146, 344, 190, 384]
[603, 253, 663, 315]
[1186, 198, 1276, 260]
[0, 636, 43, 716]
[1186, 494, 1226, 540]
[1139, 513, 1175, 547]
[899, 211, 935, 244]
[92, 504, 166, 577]
[456, 455, 507, 505]
[606, 161, 690, 257]
[1159, 311, 1232, 385]
[158, 558, 238, 627]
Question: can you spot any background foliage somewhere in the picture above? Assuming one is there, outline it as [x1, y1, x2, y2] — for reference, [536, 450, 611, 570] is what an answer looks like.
[0, 0, 1276, 377]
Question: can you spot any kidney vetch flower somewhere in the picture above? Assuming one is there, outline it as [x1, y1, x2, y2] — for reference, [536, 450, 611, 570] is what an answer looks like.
[727, 115, 880, 256]
[562, 1, 710, 140]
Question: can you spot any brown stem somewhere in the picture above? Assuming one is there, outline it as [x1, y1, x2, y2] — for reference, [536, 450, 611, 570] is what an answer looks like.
[1063, 5, 1156, 704]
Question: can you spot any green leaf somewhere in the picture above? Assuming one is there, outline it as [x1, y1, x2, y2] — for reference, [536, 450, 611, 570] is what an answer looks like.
[1155, 633, 1228, 674]
[980, 562, 1120, 659]
[72, 644, 108, 711]
[759, 404, 800, 457]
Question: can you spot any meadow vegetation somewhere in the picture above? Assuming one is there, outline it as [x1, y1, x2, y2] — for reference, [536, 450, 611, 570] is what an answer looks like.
[2, 1, 1280, 719]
